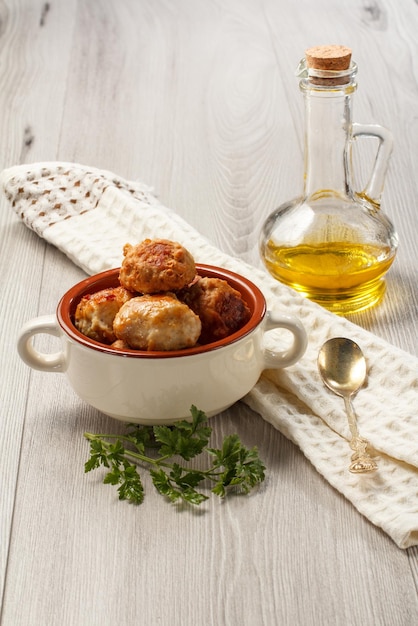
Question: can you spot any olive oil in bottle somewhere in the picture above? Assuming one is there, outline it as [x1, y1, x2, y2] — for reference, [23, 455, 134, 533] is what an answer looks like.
[259, 46, 398, 315]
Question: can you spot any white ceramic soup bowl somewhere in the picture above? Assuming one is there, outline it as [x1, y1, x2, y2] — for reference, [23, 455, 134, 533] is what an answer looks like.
[17, 265, 308, 424]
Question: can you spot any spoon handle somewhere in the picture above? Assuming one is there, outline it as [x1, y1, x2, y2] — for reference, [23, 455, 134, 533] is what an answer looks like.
[343, 396, 360, 440]
[343, 396, 377, 474]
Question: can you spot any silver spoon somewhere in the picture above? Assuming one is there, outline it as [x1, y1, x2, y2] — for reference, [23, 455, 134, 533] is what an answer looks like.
[318, 337, 377, 474]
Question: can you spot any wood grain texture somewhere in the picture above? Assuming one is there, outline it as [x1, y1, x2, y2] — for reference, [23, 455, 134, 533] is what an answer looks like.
[0, 0, 417, 625]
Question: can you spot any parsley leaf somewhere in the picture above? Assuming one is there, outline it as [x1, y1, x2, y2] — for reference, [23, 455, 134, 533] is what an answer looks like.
[153, 406, 211, 460]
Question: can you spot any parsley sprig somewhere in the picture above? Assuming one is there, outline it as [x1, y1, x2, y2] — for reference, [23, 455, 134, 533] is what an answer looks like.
[84, 405, 265, 506]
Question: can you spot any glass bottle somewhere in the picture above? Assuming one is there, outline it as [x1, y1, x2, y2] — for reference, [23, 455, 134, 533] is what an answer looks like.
[259, 45, 398, 315]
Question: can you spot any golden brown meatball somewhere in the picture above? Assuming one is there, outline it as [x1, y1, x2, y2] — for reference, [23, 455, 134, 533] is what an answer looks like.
[110, 339, 131, 351]
[179, 276, 251, 345]
[74, 286, 133, 344]
[113, 294, 201, 351]
[119, 239, 196, 294]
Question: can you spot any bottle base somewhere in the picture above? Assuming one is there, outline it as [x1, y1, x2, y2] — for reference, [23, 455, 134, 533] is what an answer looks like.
[291, 279, 387, 315]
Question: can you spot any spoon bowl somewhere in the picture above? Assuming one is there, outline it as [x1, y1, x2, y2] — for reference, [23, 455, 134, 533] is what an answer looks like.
[318, 337, 377, 474]
[318, 337, 367, 396]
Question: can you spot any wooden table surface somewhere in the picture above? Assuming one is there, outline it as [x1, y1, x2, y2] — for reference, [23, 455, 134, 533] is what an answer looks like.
[1, 1, 417, 624]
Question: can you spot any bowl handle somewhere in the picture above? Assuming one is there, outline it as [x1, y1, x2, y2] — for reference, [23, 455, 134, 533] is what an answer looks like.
[17, 315, 66, 372]
[262, 312, 308, 369]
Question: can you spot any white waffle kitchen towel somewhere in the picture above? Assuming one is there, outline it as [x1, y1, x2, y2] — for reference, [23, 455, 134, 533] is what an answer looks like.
[2, 162, 417, 549]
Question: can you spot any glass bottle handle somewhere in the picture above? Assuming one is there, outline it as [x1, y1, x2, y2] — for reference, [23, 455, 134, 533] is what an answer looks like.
[352, 123, 393, 207]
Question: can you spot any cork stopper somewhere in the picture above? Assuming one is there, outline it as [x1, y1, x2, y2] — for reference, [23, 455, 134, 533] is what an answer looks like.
[305, 45, 352, 71]
[304, 45, 353, 86]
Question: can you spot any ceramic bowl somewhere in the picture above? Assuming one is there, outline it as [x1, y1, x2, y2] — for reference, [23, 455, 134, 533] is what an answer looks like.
[17, 264, 307, 424]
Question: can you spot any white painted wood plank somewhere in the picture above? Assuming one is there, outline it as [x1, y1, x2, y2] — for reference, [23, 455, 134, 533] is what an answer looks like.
[0, 0, 79, 604]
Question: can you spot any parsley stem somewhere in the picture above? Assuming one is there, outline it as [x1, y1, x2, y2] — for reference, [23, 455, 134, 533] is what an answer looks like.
[85, 432, 230, 480]
[123, 449, 173, 469]
[84, 432, 138, 444]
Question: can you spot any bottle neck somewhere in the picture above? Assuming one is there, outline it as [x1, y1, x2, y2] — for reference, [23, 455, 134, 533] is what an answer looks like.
[301, 84, 355, 199]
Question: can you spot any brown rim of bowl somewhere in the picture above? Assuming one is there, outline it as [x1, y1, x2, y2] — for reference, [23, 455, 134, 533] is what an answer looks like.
[57, 264, 267, 358]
